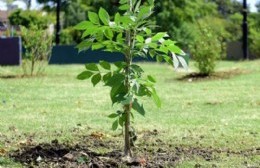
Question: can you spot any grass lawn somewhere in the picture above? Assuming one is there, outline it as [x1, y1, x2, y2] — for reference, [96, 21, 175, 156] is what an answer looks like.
[0, 60, 259, 167]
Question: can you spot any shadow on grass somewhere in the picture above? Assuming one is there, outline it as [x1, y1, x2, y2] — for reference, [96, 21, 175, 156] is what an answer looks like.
[0, 75, 20, 79]
[0, 74, 47, 79]
[176, 68, 249, 82]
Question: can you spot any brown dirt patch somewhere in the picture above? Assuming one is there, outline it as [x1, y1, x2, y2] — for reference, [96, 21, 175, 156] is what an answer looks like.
[0, 74, 47, 79]
[177, 68, 249, 82]
[8, 135, 259, 168]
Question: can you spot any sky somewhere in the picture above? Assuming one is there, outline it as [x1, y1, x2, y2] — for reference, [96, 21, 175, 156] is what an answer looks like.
[0, 0, 259, 12]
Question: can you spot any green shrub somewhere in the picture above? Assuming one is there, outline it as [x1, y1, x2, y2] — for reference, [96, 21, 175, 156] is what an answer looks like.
[189, 17, 222, 75]
[21, 26, 52, 76]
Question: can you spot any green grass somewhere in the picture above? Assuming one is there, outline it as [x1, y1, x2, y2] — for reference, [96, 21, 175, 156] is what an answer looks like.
[0, 60, 260, 167]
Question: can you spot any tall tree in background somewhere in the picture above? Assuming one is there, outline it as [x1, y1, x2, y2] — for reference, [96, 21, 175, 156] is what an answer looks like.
[154, 0, 217, 48]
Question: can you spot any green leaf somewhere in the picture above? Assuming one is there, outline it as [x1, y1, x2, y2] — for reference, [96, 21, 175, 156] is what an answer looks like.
[149, 50, 156, 58]
[111, 92, 126, 105]
[74, 21, 93, 30]
[138, 6, 151, 20]
[148, 42, 157, 49]
[136, 35, 144, 43]
[131, 64, 144, 75]
[104, 29, 113, 40]
[91, 73, 101, 86]
[119, 114, 125, 127]
[134, 0, 141, 12]
[88, 11, 100, 25]
[119, 0, 127, 4]
[108, 113, 118, 118]
[92, 43, 104, 50]
[99, 60, 111, 70]
[135, 84, 151, 97]
[105, 73, 125, 86]
[110, 83, 125, 100]
[77, 71, 94, 80]
[85, 63, 99, 71]
[158, 46, 168, 54]
[82, 27, 97, 38]
[103, 72, 112, 82]
[164, 55, 173, 65]
[109, 80, 127, 105]
[120, 15, 134, 25]
[114, 61, 127, 69]
[115, 13, 121, 25]
[119, 4, 130, 11]
[144, 28, 152, 35]
[76, 41, 92, 51]
[156, 55, 163, 62]
[132, 99, 145, 116]
[147, 75, 156, 83]
[112, 119, 118, 130]
[151, 89, 161, 108]
[116, 33, 123, 43]
[168, 44, 182, 54]
[99, 8, 110, 25]
[152, 32, 168, 41]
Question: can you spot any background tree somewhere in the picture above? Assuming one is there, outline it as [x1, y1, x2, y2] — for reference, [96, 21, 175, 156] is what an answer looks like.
[210, 0, 242, 17]
[8, 9, 54, 29]
[153, 0, 217, 48]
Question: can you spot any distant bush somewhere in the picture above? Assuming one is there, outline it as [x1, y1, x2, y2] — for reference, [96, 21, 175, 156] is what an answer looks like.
[21, 26, 52, 76]
[189, 17, 223, 75]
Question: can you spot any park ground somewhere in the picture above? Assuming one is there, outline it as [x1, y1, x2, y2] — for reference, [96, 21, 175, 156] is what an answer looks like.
[0, 60, 259, 167]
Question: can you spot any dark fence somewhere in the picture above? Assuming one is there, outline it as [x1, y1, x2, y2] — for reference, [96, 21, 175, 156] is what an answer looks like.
[0, 37, 22, 66]
[49, 45, 155, 64]
[227, 41, 257, 60]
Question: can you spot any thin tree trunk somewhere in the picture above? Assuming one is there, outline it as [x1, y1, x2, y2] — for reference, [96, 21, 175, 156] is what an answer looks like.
[124, 28, 132, 157]
[124, 103, 132, 157]
[123, 0, 134, 157]
[31, 58, 35, 76]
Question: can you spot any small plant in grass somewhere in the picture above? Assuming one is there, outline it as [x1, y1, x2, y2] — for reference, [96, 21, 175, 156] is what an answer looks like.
[75, 0, 187, 157]
[189, 19, 222, 76]
[21, 26, 52, 76]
